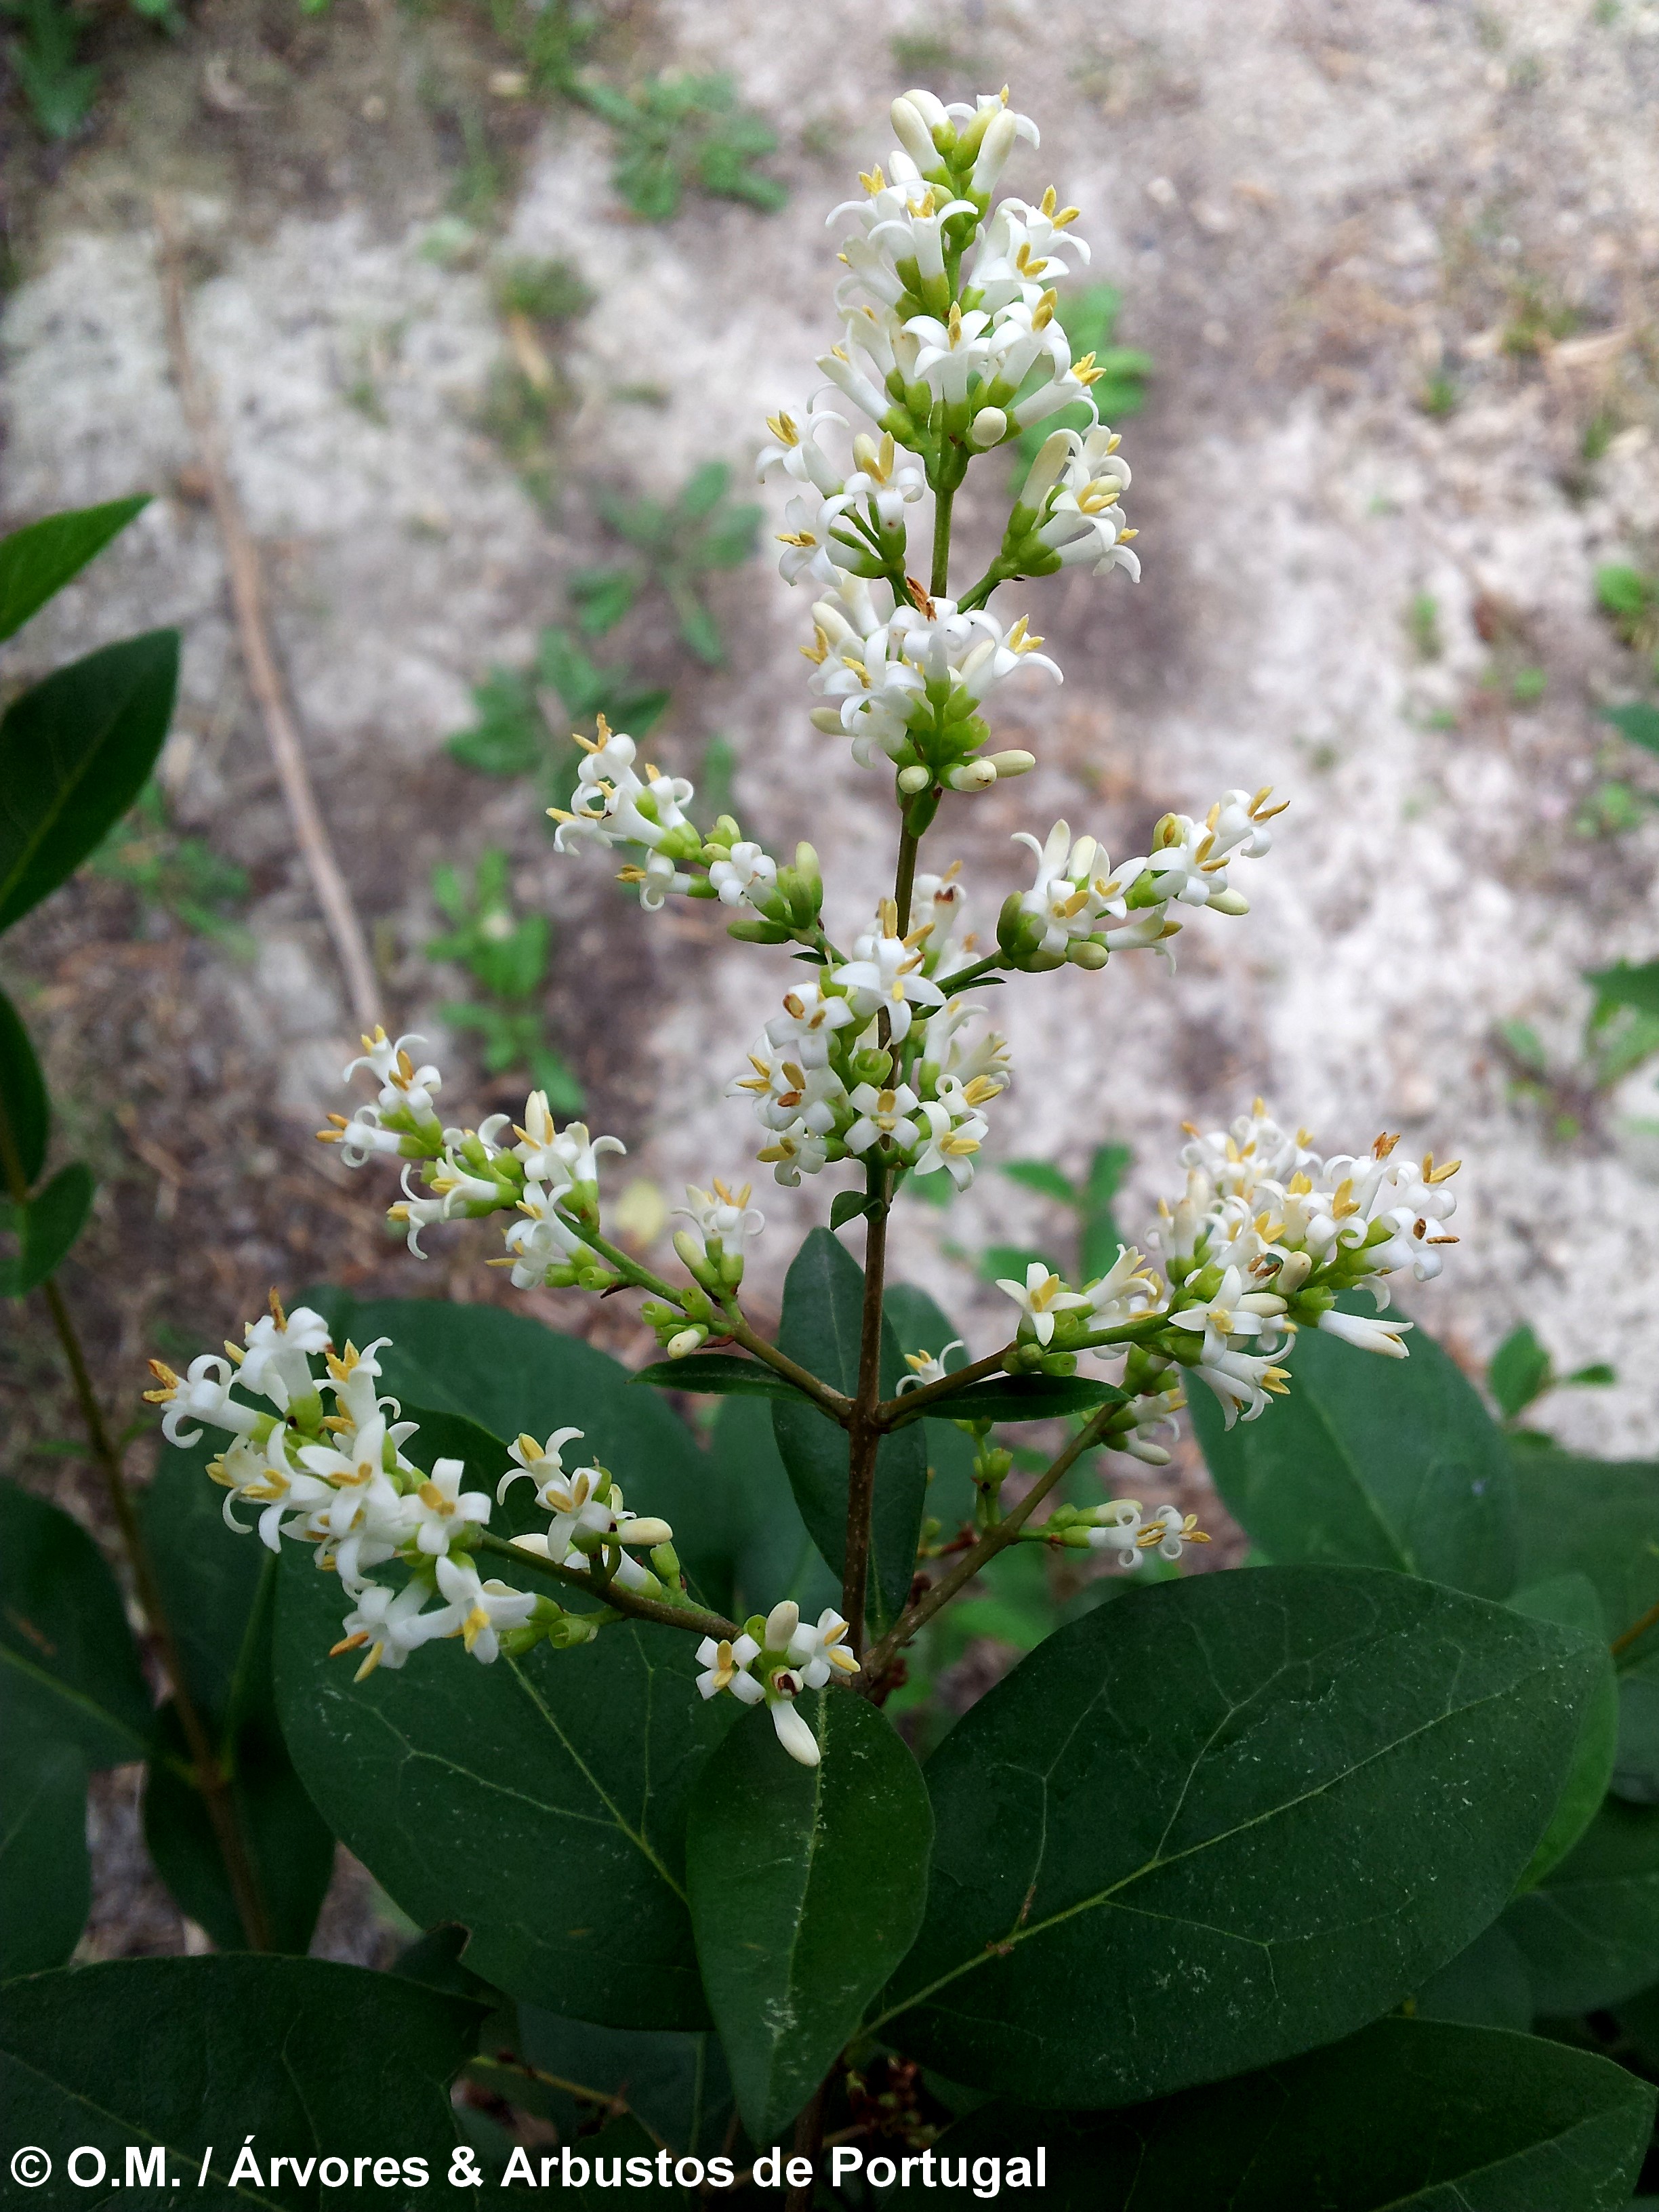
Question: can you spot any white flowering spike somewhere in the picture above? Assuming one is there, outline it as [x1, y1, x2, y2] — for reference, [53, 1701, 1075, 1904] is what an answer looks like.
[407, 1458, 492, 1556]
[320, 1029, 447, 1165]
[331, 1580, 456, 1680]
[832, 907, 946, 1044]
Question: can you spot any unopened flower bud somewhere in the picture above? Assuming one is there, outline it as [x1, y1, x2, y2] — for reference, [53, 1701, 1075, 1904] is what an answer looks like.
[619, 1517, 674, 1548]
[969, 406, 1008, 449]
[946, 760, 998, 792]
[650, 1541, 682, 1583]
[665, 1327, 707, 1359]
[1067, 940, 1110, 970]
[809, 708, 844, 733]
[890, 94, 943, 173]
[985, 750, 1036, 778]
[547, 1611, 600, 1649]
[897, 764, 931, 794]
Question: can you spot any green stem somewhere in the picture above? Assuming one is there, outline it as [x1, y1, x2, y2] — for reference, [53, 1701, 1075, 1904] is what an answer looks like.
[721, 1311, 854, 1422]
[929, 485, 955, 599]
[840, 1152, 892, 1656]
[0, 1086, 272, 1950]
[1612, 1599, 1659, 1664]
[874, 1341, 1018, 1427]
[861, 1403, 1121, 1687]
[935, 951, 1005, 996]
[893, 826, 921, 937]
[474, 1530, 739, 1641]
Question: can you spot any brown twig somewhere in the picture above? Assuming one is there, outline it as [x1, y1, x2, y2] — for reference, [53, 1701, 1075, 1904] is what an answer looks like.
[152, 194, 380, 1035]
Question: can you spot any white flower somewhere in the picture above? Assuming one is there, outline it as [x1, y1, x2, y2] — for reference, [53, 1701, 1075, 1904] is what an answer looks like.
[1083, 1246, 1164, 1328]
[1316, 1309, 1413, 1357]
[1082, 1501, 1210, 1569]
[331, 1580, 457, 1679]
[236, 1300, 332, 1412]
[909, 1083, 995, 1188]
[709, 842, 779, 907]
[757, 409, 847, 494]
[785, 1608, 861, 1689]
[844, 1080, 923, 1157]
[512, 1101, 626, 1193]
[764, 982, 857, 1069]
[696, 1632, 765, 1705]
[994, 1261, 1092, 1347]
[677, 1181, 765, 1258]
[1166, 1265, 1286, 1365]
[897, 1339, 966, 1391]
[756, 1123, 831, 1186]
[434, 1556, 537, 1664]
[144, 1353, 262, 1447]
[769, 1692, 821, 1767]
[775, 493, 844, 590]
[832, 912, 946, 1045]
[407, 1458, 491, 1556]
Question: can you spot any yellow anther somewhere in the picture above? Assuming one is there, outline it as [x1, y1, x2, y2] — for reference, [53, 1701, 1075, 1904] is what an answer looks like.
[1423, 1155, 1462, 1183]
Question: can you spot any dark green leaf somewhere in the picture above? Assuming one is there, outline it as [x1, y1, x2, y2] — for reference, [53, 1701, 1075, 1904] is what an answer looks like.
[1509, 1574, 1618, 1890]
[1084, 1141, 1132, 1214]
[0, 1480, 150, 1765]
[0, 1738, 89, 1978]
[632, 1352, 808, 1404]
[497, 2010, 733, 2152]
[3, 1159, 94, 1294]
[0, 983, 48, 1187]
[0, 629, 180, 935]
[771, 1229, 928, 1631]
[274, 1549, 735, 2029]
[0, 1957, 480, 2200]
[1414, 1922, 1534, 2030]
[977, 1240, 1057, 1286]
[1491, 1322, 1554, 1418]
[1614, 1659, 1659, 1803]
[140, 1439, 335, 1953]
[331, 1294, 735, 1614]
[879, 1564, 1597, 2106]
[1602, 702, 1659, 756]
[882, 1282, 978, 1538]
[1586, 959, 1659, 1019]
[1512, 1448, 1659, 1643]
[1505, 1801, 1659, 2013]
[830, 1189, 875, 1231]
[907, 1374, 1126, 1425]
[710, 1395, 840, 1624]
[687, 1692, 931, 2139]
[1189, 1321, 1517, 1595]
[901, 2020, 1652, 2211]
[0, 495, 148, 642]
[447, 668, 545, 779]
[998, 1158, 1076, 1204]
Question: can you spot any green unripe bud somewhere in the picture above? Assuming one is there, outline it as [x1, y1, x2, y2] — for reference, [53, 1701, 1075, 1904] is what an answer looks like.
[640, 1299, 678, 1329]
[650, 1542, 682, 1584]
[547, 1612, 601, 1650]
[727, 917, 794, 944]
[1067, 939, 1110, 970]
[678, 1282, 714, 1323]
[851, 1048, 895, 1084]
[674, 1229, 720, 1288]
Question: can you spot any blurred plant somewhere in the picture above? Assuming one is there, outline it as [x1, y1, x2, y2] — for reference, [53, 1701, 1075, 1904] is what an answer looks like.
[1501, 279, 1580, 359]
[570, 461, 762, 665]
[974, 1144, 1130, 1289]
[448, 627, 669, 808]
[1574, 702, 1659, 838]
[1406, 591, 1443, 661]
[1498, 957, 1659, 1137]
[1487, 1322, 1615, 1441]
[1597, 562, 1659, 680]
[1416, 371, 1461, 418]
[579, 73, 788, 220]
[88, 779, 252, 949]
[1010, 285, 1152, 466]
[1, 0, 99, 137]
[426, 847, 582, 1109]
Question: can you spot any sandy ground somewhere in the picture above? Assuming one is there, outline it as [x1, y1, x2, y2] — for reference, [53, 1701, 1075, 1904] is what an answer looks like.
[3, 0, 1658, 1952]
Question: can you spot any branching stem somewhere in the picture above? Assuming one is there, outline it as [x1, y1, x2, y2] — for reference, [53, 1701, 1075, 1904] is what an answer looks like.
[474, 1530, 739, 1641]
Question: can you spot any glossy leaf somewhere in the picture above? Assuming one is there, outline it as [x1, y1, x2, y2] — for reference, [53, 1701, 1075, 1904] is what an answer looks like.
[1, 1160, 94, 1295]
[1414, 1923, 1534, 2031]
[1490, 1324, 1553, 1418]
[708, 1396, 840, 1624]
[492, 2009, 733, 2153]
[0, 1957, 480, 2198]
[0, 629, 180, 935]
[902, 1374, 1125, 1426]
[140, 1439, 335, 1954]
[0, 494, 148, 642]
[1509, 1574, 1618, 1891]
[1189, 1321, 1517, 1596]
[0, 1480, 150, 1765]
[0, 984, 48, 1187]
[903, 2020, 1652, 2211]
[315, 1292, 736, 1614]
[687, 1692, 932, 2139]
[771, 1230, 927, 1631]
[632, 1352, 807, 1404]
[1512, 1448, 1659, 1643]
[274, 1546, 736, 2028]
[0, 1738, 89, 1979]
[879, 1564, 1596, 2107]
[1504, 1801, 1659, 2013]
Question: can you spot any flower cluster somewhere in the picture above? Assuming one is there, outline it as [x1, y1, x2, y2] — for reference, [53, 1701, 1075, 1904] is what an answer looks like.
[976, 1101, 1462, 1433]
[731, 917, 1010, 1189]
[696, 1599, 861, 1767]
[144, 1300, 682, 1675]
[999, 790, 1285, 972]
